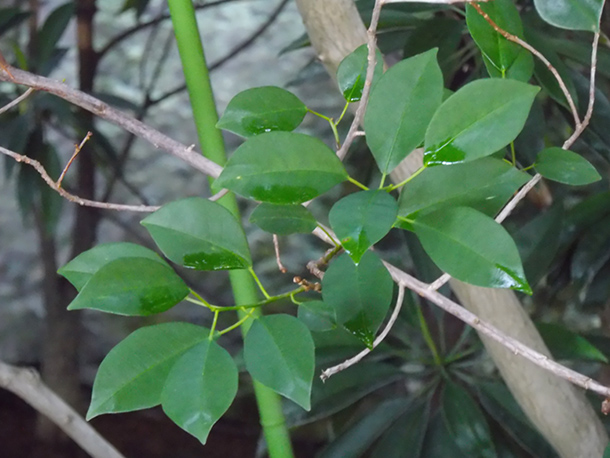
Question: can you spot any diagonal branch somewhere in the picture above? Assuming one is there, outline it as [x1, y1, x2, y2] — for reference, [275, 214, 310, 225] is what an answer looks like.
[0, 361, 125, 458]
[0, 67, 223, 179]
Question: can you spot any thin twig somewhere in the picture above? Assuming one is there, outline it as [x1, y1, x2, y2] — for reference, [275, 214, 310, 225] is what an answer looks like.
[273, 234, 287, 273]
[0, 87, 35, 115]
[384, 263, 610, 398]
[563, 31, 601, 150]
[57, 131, 93, 188]
[321, 285, 405, 381]
[335, 0, 383, 161]
[0, 361, 125, 458]
[471, 2, 581, 128]
[0, 67, 223, 179]
[0, 146, 160, 212]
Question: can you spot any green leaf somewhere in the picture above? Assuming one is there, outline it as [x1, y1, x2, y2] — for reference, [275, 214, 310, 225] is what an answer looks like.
[371, 400, 430, 458]
[337, 44, 384, 102]
[526, 28, 578, 109]
[141, 197, 251, 270]
[37, 2, 74, 66]
[364, 49, 443, 174]
[329, 190, 398, 263]
[442, 381, 496, 458]
[477, 382, 557, 458]
[535, 147, 601, 185]
[215, 131, 348, 204]
[421, 413, 467, 457]
[244, 314, 315, 410]
[571, 213, 610, 283]
[87, 322, 207, 419]
[412, 207, 531, 293]
[537, 322, 608, 362]
[533, 0, 603, 31]
[483, 47, 534, 83]
[322, 252, 394, 346]
[66, 258, 189, 315]
[403, 17, 463, 83]
[59, 242, 166, 291]
[318, 398, 411, 458]
[216, 86, 307, 137]
[298, 301, 336, 332]
[466, 0, 530, 75]
[162, 340, 238, 444]
[424, 79, 539, 165]
[396, 158, 529, 230]
[249, 203, 317, 235]
[604, 443, 610, 458]
[285, 362, 403, 427]
[513, 206, 563, 287]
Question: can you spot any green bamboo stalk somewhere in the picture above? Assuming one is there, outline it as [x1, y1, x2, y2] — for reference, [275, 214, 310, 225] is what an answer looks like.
[167, 1, 295, 456]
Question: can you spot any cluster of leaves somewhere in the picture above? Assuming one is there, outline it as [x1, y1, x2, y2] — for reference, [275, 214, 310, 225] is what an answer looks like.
[49, 0, 610, 455]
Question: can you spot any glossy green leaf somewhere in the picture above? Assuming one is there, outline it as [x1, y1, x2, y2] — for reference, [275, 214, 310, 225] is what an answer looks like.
[604, 444, 610, 458]
[298, 301, 336, 332]
[67, 258, 189, 315]
[442, 381, 496, 458]
[337, 44, 384, 102]
[216, 131, 347, 204]
[322, 252, 393, 346]
[141, 197, 251, 270]
[413, 207, 531, 293]
[396, 158, 529, 229]
[365, 49, 443, 174]
[162, 340, 238, 444]
[318, 397, 411, 458]
[37, 3, 74, 65]
[329, 190, 398, 263]
[466, 0, 526, 73]
[87, 322, 207, 419]
[533, 0, 603, 31]
[537, 322, 607, 362]
[535, 147, 601, 185]
[477, 382, 557, 458]
[424, 79, 539, 165]
[216, 86, 307, 137]
[244, 314, 314, 410]
[249, 203, 317, 235]
[371, 400, 430, 458]
[483, 47, 534, 83]
[59, 242, 166, 291]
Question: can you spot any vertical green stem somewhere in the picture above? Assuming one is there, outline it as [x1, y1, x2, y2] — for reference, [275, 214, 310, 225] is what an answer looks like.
[167, 2, 294, 456]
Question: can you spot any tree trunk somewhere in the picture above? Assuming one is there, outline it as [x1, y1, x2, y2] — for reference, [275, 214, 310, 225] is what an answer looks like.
[295, 1, 608, 456]
[37, 0, 100, 443]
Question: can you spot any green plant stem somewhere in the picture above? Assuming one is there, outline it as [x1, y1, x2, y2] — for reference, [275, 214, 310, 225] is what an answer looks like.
[317, 224, 341, 247]
[510, 142, 516, 165]
[307, 108, 340, 146]
[209, 310, 220, 341]
[387, 165, 425, 191]
[416, 304, 444, 369]
[249, 267, 271, 299]
[347, 176, 369, 190]
[167, 2, 294, 456]
[335, 101, 350, 125]
[211, 288, 305, 312]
